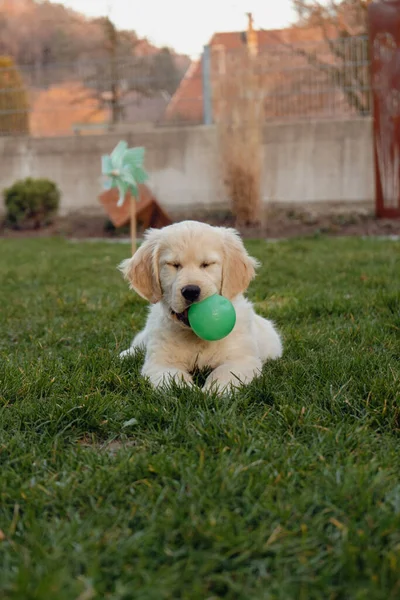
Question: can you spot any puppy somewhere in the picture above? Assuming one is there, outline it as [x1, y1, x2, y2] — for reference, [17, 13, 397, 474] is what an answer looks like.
[119, 221, 282, 391]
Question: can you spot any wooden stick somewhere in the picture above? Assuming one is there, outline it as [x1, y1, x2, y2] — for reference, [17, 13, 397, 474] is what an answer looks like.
[130, 194, 137, 254]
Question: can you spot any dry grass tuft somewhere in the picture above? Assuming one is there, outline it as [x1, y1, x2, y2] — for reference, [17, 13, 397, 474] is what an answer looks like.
[213, 47, 264, 228]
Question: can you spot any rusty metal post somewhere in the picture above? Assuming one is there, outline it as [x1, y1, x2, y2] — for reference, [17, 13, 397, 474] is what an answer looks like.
[369, 0, 400, 218]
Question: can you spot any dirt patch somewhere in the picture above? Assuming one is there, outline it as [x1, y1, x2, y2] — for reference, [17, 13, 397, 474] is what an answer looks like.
[261, 204, 400, 239]
[1, 203, 400, 240]
[77, 436, 138, 455]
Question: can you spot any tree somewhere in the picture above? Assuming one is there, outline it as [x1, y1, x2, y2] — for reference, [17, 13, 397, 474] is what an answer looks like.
[151, 48, 183, 95]
[79, 20, 187, 126]
[0, 56, 29, 136]
[294, 0, 371, 34]
[103, 17, 122, 125]
[0, 1, 188, 131]
[292, 0, 373, 115]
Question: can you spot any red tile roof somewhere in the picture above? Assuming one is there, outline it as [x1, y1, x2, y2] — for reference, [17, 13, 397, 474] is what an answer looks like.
[163, 60, 203, 124]
[163, 26, 333, 123]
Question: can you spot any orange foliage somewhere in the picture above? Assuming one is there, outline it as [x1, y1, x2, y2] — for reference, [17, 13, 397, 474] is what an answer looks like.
[30, 81, 109, 138]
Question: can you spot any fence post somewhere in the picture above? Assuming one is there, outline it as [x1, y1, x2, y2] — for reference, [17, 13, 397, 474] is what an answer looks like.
[368, 1, 400, 218]
[202, 45, 213, 125]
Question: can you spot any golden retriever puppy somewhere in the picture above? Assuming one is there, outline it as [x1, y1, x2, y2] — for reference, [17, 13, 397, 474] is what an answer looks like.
[119, 221, 282, 391]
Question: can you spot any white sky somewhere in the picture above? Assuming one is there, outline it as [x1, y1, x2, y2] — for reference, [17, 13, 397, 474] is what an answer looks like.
[60, 0, 297, 57]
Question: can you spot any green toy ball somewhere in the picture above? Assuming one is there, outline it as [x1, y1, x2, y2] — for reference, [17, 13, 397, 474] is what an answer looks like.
[188, 295, 236, 341]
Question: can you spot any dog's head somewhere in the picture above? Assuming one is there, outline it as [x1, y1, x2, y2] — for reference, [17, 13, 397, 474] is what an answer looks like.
[119, 221, 259, 328]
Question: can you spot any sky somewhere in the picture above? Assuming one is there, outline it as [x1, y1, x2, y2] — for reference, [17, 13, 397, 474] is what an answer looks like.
[60, 0, 297, 57]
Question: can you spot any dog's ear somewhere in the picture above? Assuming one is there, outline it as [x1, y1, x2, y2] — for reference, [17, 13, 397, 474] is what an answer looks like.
[221, 228, 259, 299]
[118, 229, 162, 303]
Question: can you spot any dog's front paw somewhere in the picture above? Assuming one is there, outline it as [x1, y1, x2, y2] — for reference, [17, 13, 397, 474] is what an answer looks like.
[120, 347, 136, 359]
[203, 371, 236, 394]
[144, 366, 194, 389]
[203, 361, 261, 394]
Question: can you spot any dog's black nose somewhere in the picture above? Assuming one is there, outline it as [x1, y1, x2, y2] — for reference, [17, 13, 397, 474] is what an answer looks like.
[181, 285, 201, 303]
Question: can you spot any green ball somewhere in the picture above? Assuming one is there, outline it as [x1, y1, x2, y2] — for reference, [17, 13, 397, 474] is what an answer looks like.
[188, 294, 236, 341]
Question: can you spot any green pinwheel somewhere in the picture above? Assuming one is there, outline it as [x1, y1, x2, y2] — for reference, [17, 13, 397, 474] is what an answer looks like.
[102, 141, 148, 207]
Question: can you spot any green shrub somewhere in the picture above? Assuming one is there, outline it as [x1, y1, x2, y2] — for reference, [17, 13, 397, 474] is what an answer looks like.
[4, 177, 60, 229]
[0, 56, 29, 136]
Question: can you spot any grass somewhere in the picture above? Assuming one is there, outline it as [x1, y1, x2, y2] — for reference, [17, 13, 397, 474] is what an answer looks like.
[0, 236, 399, 600]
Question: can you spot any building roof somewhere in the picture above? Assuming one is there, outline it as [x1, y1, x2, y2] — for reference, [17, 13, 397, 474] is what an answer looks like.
[163, 26, 331, 124]
[210, 26, 326, 49]
[163, 60, 203, 124]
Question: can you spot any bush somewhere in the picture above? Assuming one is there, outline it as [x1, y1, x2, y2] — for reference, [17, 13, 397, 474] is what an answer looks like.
[4, 178, 60, 229]
[0, 56, 29, 136]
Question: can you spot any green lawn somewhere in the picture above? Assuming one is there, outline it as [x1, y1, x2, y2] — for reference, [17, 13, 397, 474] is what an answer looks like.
[0, 236, 399, 600]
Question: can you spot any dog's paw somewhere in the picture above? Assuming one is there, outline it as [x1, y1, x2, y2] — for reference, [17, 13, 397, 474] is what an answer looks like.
[203, 362, 261, 394]
[145, 367, 194, 389]
[203, 371, 237, 394]
[202, 380, 232, 396]
[119, 347, 136, 359]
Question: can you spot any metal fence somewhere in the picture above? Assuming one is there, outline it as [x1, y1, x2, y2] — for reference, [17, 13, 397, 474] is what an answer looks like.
[202, 35, 371, 125]
[0, 35, 372, 138]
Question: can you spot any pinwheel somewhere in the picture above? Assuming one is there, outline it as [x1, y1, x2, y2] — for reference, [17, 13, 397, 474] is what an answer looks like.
[102, 141, 148, 252]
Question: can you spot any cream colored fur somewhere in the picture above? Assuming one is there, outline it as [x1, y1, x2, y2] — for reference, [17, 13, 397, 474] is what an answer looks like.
[119, 221, 282, 391]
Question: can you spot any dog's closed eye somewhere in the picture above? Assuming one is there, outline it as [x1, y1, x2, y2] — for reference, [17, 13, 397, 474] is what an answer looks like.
[200, 262, 216, 269]
[167, 262, 182, 269]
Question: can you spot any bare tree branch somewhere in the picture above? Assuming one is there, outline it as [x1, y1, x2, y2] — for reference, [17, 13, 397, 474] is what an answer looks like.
[290, 0, 371, 115]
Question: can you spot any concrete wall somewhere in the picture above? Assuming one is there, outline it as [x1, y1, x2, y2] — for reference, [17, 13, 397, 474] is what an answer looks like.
[0, 118, 374, 217]
[262, 119, 374, 204]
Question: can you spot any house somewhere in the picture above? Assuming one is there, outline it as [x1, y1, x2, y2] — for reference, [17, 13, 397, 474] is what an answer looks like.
[163, 15, 353, 124]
